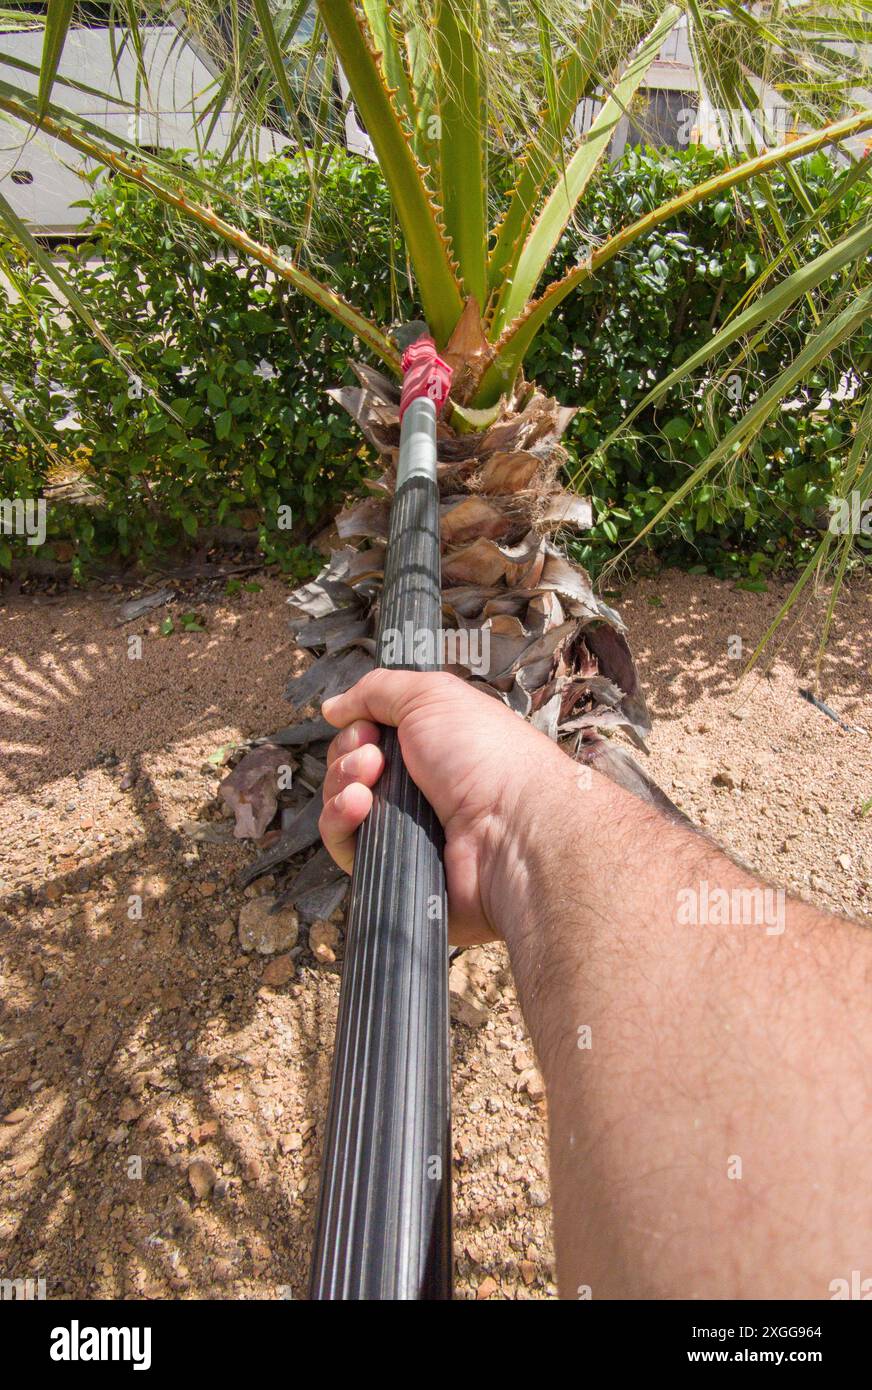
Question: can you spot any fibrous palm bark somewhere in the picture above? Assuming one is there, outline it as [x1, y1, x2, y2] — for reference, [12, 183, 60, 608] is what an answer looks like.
[242, 316, 680, 898]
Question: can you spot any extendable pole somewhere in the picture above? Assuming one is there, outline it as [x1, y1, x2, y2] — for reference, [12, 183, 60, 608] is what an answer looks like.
[309, 345, 452, 1300]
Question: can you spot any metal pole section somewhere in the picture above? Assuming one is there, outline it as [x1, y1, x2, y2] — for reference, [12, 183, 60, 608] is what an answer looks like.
[309, 395, 452, 1300]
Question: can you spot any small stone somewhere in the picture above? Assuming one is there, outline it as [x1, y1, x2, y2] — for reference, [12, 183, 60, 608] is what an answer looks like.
[3, 1108, 28, 1125]
[280, 1132, 303, 1154]
[213, 919, 234, 945]
[476, 1276, 498, 1300]
[309, 919, 340, 964]
[449, 956, 489, 1028]
[188, 1158, 217, 1199]
[512, 1049, 534, 1073]
[837, 853, 852, 872]
[712, 770, 736, 789]
[118, 1099, 142, 1123]
[238, 897, 299, 955]
[519, 1068, 546, 1103]
[262, 953, 295, 987]
[242, 1157, 262, 1184]
[527, 1183, 549, 1208]
[519, 1260, 537, 1286]
[199, 882, 217, 898]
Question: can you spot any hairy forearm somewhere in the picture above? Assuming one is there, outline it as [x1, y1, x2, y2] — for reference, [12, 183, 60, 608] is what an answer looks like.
[485, 753, 872, 1299]
[318, 670, 870, 1296]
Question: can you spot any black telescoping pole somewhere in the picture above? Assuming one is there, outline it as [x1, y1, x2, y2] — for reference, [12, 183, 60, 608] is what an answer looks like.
[309, 393, 451, 1300]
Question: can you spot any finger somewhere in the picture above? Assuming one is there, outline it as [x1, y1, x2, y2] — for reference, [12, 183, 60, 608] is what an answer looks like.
[322, 741, 384, 805]
[322, 668, 456, 732]
[325, 718, 381, 769]
[319, 782, 374, 874]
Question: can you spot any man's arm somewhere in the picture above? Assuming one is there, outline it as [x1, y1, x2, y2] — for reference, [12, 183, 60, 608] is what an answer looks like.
[319, 670, 872, 1299]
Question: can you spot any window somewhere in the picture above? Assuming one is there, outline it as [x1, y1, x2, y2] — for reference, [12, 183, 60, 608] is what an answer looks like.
[625, 90, 698, 152]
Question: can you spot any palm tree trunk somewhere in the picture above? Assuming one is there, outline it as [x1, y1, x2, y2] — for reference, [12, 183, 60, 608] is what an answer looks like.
[241, 360, 683, 894]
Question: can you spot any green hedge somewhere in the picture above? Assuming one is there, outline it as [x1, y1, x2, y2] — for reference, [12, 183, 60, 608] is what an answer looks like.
[0, 156, 399, 575]
[527, 144, 869, 581]
[0, 145, 866, 581]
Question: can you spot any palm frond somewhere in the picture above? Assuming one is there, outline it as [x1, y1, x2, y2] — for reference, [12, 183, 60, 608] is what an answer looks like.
[743, 388, 872, 673]
[0, 90, 401, 371]
[603, 285, 872, 569]
[589, 213, 872, 462]
[434, 0, 488, 307]
[477, 107, 872, 405]
[317, 0, 464, 344]
[489, 3, 681, 334]
[37, 0, 75, 115]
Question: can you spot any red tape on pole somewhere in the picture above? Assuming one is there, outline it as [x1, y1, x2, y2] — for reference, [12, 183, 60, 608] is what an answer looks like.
[399, 335, 453, 419]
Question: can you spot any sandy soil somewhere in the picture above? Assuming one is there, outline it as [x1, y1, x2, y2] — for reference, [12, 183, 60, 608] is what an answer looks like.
[0, 567, 869, 1300]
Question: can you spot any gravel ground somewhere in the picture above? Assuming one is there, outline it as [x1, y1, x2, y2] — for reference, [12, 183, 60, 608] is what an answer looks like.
[0, 567, 869, 1300]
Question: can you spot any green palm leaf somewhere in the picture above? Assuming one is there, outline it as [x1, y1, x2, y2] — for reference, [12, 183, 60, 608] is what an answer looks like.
[37, 0, 75, 115]
[592, 215, 872, 457]
[489, 4, 681, 334]
[477, 107, 872, 405]
[317, 0, 464, 344]
[434, 0, 488, 307]
[606, 285, 872, 565]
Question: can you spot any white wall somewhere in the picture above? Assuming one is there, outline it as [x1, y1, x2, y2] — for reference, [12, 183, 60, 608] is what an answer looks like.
[0, 23, 289, 233]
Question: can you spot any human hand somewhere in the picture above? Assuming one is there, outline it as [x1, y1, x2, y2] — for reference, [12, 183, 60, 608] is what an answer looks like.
[319, 669, 571, 946]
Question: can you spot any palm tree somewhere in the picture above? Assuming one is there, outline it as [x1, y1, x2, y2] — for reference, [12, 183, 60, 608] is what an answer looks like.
[2, 1, 871, 864]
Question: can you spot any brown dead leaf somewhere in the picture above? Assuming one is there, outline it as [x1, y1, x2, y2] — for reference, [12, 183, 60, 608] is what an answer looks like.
[219, 744, 290, 840]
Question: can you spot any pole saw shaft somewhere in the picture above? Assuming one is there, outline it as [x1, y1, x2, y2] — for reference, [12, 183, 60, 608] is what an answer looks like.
[309, 389, 452, 1300]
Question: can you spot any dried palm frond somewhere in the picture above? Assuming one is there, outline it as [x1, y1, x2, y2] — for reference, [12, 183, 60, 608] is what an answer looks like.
[247, 359, 682, 897]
